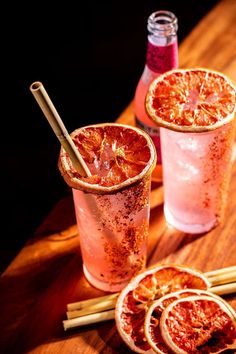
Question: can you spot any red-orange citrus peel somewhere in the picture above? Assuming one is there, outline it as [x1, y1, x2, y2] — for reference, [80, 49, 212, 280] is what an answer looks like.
[58, 123, 156, 193]
[115, 264, 210, 353]
[144, 289, 235, 354]
[146, 68, 236, 133]
[160, 295, 236, 354]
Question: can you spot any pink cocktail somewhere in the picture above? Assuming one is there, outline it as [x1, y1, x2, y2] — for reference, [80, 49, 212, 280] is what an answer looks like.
[146, 68, 236, 234]
[59, 123, 156, 291]
[161, 123, 236, 233]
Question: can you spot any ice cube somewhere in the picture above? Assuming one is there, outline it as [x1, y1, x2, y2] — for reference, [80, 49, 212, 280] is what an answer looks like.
[176, 137, 206, 158]
[177, 161, 200, 181]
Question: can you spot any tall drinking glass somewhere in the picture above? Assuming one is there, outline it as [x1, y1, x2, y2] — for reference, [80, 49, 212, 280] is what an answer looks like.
[146, 68, 236, 234]
[160, 122, 236, 233]
[58, 123, 156, 292]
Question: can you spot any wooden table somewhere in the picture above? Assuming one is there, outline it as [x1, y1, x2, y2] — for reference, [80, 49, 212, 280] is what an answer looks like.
[1, 1, 236, 353]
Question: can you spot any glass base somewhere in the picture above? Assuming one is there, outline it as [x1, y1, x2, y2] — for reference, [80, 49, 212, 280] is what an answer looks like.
[83, 265, 129, 292]
[164, 204, 217, 234]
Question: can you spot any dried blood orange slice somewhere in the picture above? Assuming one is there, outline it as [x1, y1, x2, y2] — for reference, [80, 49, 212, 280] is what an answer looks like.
[144, 289, 230, 354]
[58, 123, 156, 193]
[160, 295, 236, 354]
[145, 68, 236, 132]
[115, 264, 210, 353]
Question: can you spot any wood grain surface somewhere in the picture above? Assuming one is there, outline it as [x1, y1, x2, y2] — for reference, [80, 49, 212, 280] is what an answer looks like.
[1, 1, 236, 353]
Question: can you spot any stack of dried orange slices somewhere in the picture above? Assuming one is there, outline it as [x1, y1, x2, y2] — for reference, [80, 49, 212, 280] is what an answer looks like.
[115, 265, 236, 353]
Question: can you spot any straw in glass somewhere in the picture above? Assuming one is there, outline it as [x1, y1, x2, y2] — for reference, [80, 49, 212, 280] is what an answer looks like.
[30, 81, 91, 177]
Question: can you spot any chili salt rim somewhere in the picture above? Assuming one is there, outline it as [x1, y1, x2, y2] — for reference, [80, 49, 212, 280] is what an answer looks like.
[58, 123, 157, 194]
[145, 68, 236, 133]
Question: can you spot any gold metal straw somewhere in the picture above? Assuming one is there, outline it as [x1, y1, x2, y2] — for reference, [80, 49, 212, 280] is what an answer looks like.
[30, 81, 91, 177]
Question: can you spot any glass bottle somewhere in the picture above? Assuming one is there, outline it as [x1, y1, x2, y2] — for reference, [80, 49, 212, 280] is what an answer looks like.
[134, 10, 178, 181]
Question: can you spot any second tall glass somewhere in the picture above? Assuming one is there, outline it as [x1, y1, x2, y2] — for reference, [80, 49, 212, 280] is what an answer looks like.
[146, 68, 236, 234]
[160, 121, 236, 233]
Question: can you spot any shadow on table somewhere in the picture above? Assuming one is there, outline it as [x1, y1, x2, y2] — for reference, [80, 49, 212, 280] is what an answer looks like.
[148, 202, 209, 267]
[0, 202, 106, 354]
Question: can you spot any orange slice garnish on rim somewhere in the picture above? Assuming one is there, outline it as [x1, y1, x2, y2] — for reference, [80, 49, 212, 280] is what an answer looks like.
[145, 68, 236, 132]
[58, 123, 156, 193]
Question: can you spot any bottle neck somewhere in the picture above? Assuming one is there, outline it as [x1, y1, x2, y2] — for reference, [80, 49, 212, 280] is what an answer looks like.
[145, 10, 178, 73]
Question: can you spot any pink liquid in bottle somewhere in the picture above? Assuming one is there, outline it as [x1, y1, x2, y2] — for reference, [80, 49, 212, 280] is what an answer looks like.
[134, 11, 178, 174]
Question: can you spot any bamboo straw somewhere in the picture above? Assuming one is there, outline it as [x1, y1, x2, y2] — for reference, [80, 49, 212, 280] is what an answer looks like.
[63, 309, 115, 331]
[67, 293, 118, 319]
[205, 265, 236, 278]
[67, 293, 118, 312]
[67, 300, 144, 320]
[67, 302, 116, 320]
[30, 81, 91, 177]
[210, 282, 236, 295]
[207, 271, 236, 287]
[63, 281, 236, 330]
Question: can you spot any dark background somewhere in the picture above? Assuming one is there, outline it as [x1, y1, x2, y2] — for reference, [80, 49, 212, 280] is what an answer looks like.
[2, 0, 219, 271]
